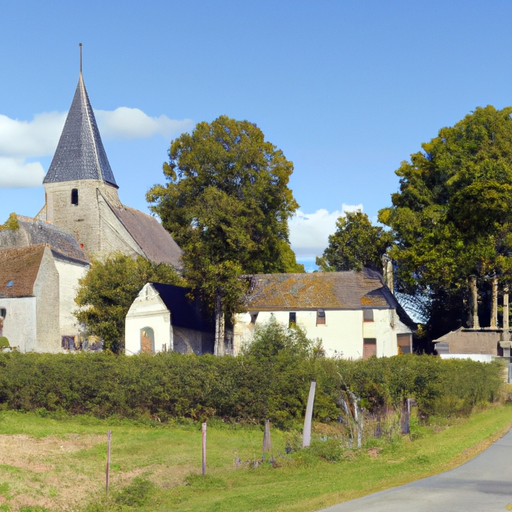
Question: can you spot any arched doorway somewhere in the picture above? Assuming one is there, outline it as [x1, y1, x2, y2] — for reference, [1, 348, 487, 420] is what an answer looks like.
[140, 327, 155, 354]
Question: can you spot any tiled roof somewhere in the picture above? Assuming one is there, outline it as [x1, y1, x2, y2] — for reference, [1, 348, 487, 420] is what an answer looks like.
[111, 206, 182, 267]
[17, 218, 89, 263]
[243, 269, 395, 310]
[43, 72, 117, 187]
[434, 328, 500, 355]
[0, 246, 46, 298]
[150, 283, 214, 332]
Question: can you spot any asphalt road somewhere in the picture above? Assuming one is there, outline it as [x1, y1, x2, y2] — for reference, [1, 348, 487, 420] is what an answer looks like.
[318, 429, 512, 512]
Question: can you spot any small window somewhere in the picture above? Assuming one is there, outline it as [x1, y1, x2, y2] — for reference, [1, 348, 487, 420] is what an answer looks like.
[71, 188, 79, 205]
[0, 308, 5, 318]
[250, 312, 259, 324]
[289, 312, 297, 327]
[363, 309, 374, 322]
[317, 309, 326, 325]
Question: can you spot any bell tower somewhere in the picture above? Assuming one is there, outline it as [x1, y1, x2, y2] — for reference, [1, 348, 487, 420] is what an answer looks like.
[43, 44, 121, 255]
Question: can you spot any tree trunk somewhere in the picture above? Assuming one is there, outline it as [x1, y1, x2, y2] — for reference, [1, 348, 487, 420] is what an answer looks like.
[214, 293, 225, 356]
[503, 286, 510, 341]
[491, 277, 498, 329]
[470, 276, 480, 329]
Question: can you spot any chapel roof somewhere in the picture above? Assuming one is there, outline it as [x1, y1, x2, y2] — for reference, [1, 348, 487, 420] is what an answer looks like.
[110, 206, 183, 267]
[43, 69, 117, 187]
[243, 269, 397, 310]
[150, 283, 214, 332]
[0, 245, 46, 298]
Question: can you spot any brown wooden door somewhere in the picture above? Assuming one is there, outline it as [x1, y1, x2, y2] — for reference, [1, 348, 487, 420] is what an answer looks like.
[363, 338, 377, 359]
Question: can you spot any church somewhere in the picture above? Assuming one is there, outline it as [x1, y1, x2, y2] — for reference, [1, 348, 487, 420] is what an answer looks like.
[0, 51, 182, 353]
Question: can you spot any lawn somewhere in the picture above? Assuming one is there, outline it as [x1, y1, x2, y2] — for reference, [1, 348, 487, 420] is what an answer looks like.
[0, 405, 511, 512]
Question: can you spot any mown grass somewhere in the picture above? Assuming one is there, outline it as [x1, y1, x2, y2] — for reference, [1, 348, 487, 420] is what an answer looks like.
[0, 405, 511, 512]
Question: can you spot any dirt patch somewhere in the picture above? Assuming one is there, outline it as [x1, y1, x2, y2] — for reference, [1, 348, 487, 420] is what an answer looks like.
[367, 447, 382, 459]
[0, 433, 105, 511]
[0, 433, 197, 511]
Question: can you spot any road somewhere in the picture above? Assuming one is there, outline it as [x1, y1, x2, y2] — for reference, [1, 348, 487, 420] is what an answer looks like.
[318, 428, 512, 512]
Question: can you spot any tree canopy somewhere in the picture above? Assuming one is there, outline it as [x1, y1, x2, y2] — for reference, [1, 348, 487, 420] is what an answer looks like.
[74, 254, 183, 353]
[316, 211, 392, 272]
[379, 105, 512, 336]
[147, 116, 303, 321]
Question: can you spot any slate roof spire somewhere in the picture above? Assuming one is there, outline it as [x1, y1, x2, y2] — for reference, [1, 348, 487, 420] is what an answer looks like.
[43, 44, 118, 188]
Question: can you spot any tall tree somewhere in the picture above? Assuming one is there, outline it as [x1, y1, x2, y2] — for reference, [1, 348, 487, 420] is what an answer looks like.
[75, 254, 183, 353]
[316, 211, 393, 272]
[147, 116, 302, 352]
[379, 105, 512, 336]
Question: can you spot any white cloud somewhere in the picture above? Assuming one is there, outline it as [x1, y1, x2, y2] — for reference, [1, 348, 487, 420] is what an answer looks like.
[0, 158, 45, 188]
[289, 204, 363, 260]
[95, 108, 194, 140]
[0, 112, 66, 158]
[0, 108, 193, 188]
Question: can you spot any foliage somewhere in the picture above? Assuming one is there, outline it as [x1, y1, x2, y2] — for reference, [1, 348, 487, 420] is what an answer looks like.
[115, 476, 155, 507]
[74, 254, 183, 353]
[147, 116, 302, 318]
[316, 211, 393, 272]
[0, 212, 19, 231]
[0, 347, 503, 425]
[1, 406, 511, 512]
[379, 106, 512, 334]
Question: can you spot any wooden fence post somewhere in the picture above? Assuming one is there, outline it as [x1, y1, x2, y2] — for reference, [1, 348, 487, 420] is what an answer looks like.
[303, 381, 316, 447]
[202, 422, 207, 475]
[263, 419, 272, 455]
[106, 430, 112, 495]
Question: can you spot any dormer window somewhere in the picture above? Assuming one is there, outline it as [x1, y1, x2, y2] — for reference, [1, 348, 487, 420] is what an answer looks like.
[71, 189, 79, 205]
[317, 309, 326, 325]
[363, 309, 374, 322]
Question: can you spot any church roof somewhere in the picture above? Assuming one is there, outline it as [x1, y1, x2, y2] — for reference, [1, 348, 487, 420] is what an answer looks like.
[0, 245, 46, 298]
[110, 205, 183, 267]
[17, 217, 90, 263]
[43, 72, 117, 187]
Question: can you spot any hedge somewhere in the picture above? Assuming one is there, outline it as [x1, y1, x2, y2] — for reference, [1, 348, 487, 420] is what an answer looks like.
[0, 350, 503, 425]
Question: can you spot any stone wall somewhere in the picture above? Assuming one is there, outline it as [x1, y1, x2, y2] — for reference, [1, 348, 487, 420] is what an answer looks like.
[33, 247, 61, 353]
[54, 258, 88, 340]
[0, 297, 37, 352]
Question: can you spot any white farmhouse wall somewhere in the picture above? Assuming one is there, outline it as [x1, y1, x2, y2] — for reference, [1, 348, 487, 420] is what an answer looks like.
[54, 259, 88, 339]
[363, 309, 400, 357]
[125, 284, 172, 354]
[0, 297, 37, 352]
[234, 308, 405, 359]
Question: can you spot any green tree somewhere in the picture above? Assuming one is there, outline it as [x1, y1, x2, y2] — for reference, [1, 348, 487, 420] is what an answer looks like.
[147, 116, 302, 353]
[316, 211, 393, 272]
[379, 105, 512, 337]
[74, 254, 183, 353]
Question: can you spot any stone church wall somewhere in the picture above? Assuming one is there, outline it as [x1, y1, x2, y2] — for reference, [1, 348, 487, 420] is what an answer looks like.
[54, 258, 88, 341]
[33, 248, 61, 353]
[97, 194, 146, 259]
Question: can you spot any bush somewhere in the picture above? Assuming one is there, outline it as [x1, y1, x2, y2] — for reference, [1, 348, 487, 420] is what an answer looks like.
[0, 334, 504, 425]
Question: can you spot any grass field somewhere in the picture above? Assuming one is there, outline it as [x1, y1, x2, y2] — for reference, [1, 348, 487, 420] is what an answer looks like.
[0, 405, 511, 512]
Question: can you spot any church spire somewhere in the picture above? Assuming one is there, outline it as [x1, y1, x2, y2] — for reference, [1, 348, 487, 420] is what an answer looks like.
[43, 45, 118, 188]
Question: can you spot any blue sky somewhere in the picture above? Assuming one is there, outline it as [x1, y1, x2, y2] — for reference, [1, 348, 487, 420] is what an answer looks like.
[2, 1, 512, 270]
